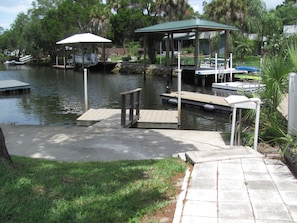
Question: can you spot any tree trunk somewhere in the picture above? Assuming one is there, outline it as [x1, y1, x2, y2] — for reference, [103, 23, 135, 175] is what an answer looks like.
[0, 127, 12, 164]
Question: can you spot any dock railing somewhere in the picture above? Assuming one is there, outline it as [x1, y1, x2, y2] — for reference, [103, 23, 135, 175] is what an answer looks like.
[120, 88, 142, 128]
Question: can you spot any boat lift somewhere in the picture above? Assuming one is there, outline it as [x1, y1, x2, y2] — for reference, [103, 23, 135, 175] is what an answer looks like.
[224, 95, 261, 151]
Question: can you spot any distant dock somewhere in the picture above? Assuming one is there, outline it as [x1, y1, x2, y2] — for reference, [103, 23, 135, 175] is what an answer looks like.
[76, 108, 178, 129]
[181, 67, 248, 87]
[0, 80, 31, 95]
[161, 91, 231, 112]
[52, 64, 75, 69]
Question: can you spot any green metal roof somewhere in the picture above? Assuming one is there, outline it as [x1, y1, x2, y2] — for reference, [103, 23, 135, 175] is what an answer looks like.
[135, 19, 238, 34]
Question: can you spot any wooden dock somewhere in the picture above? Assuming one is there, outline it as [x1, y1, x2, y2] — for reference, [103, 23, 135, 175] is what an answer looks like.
[76, 108, 178, 129]
[161, 91, 231, 112]
[0, 80, 31, 95]
[52, 64, 75, 69]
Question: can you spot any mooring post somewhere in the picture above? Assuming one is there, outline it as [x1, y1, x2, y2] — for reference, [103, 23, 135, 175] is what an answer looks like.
[84, 68, 88, 112]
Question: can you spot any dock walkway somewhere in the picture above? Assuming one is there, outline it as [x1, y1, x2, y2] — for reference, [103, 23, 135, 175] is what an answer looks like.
[76, 108, 178, 129]
[0, 80, 31, 95]
[161, 91, 231, 112]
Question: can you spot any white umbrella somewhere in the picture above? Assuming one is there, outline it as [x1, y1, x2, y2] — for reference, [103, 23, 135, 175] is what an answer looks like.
[56, 33, 112, 44]
[56, 33, 112, 112]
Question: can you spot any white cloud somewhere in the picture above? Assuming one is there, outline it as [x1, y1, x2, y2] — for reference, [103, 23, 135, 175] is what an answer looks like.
[0, 0, 32, 29]
[188, 0, 284, 14]
[0, 0, 286, 30]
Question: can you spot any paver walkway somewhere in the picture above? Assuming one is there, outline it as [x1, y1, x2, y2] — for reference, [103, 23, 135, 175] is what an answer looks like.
[174, 157, 297, 222]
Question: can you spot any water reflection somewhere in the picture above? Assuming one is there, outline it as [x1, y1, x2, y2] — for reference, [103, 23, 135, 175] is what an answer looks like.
[0, 64, 231, 130]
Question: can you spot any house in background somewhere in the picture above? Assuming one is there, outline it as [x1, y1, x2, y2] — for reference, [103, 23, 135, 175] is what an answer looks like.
[283, 25, 297, 37]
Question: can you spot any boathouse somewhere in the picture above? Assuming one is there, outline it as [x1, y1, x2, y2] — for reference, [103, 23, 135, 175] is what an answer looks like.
[135, 19, 238, 86]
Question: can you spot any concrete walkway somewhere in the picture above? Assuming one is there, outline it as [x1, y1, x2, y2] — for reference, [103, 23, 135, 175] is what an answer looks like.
[2, 124, 297, 222]
[174, 156, 297, 222]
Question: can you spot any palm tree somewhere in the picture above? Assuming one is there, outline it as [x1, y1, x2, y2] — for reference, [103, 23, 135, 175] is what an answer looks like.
[204, 0, 247, 28]
[245, 0, 266, 34]
[155, 0, 191, 21]
[288, 41, 297, 71]
[261, 55, 291, 112]
[90, 3, 111, 35]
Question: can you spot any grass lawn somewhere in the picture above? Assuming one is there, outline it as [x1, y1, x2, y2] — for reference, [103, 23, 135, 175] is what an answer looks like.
[0, 156, 187, 223]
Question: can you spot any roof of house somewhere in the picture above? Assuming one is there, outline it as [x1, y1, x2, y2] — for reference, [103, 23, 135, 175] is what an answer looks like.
[135, 19, 238, 34]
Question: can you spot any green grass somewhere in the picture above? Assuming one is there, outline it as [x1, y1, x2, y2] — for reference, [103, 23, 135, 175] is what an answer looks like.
[0, 156, 187, 223]
[233, 55, 262, 68]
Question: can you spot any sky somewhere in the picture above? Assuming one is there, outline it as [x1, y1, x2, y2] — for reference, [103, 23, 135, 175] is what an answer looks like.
[0, 0, 284, 30]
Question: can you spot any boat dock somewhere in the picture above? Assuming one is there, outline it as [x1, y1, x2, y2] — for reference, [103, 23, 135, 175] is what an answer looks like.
[181, 67, 248, 87]
[212, 81, 264, 92]
[76, 108, 178, 129]
[161, 91, 231, 112]
[0, 80, 31, 95]
[52, 64, 75, 69]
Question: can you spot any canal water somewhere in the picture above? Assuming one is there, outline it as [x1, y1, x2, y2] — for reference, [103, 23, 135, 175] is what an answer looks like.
[0, 64, 231, 131]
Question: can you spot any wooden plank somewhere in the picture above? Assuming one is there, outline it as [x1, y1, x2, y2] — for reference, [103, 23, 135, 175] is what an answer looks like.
[137, 110, 178, 129]
[161, 91, 231, 112]
[76, 108, 178, 129]
[76, 109, 120, 126]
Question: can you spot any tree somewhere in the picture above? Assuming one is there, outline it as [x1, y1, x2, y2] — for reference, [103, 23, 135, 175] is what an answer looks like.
[204, 0, 247, 27]
[0, 127, 12, 164]
[90, 3, 111, 36]
[234, 34, 254, 60]
[155, 0, 192, 21]
[276, 1, 297, 25]
[109, 5, 157, 45]
[244, 0, 266, 34]
[261, 54, 291, 111]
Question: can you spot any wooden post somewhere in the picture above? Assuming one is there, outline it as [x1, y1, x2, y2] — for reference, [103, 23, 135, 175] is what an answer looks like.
[143, 35, 147, 80]
[84, 68, 88, 112]
[63, 46, 66, 69]
[166, 33, 170, 68]
[177, 42, 182, 128]
[121, 94, 126, 127]
[194, 29, 199, 70]
[224, 30, 230, 69]
[129, 93, 134, 122]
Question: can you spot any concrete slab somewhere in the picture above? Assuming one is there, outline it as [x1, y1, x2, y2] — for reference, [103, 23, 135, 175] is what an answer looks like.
[2, 125, 229, 162]
[185, 146, 263, 164]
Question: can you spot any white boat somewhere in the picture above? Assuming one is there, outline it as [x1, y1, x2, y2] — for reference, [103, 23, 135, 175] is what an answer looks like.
[72, 53, 98, 66]
[4, 60, 25, 66]
[19, 55, 33, 63]
[3, 55, 32, 66]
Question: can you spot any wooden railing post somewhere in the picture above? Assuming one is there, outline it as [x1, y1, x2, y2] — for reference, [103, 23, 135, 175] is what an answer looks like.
[120, 88, 142, 127]
[129, 92, 134, 123]
[121, 93, 126, 127]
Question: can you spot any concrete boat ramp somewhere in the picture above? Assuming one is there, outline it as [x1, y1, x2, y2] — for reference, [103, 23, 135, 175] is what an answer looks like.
[3, 124, 297, 222]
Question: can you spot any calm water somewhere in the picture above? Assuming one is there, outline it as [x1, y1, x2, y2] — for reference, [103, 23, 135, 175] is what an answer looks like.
[0, 64, 231, 131]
